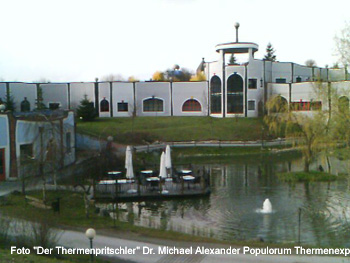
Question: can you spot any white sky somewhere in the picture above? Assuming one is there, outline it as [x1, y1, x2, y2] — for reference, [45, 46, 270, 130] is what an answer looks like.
[0, 0, 349, 82]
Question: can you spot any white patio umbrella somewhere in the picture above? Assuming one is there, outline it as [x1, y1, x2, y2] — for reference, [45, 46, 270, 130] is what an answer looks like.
[125, 146, 134, 179]
[165, 145, 172, 170]
[159, 151, 167, 179]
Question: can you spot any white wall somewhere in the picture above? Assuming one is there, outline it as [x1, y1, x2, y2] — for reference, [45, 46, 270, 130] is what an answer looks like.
[41, 83, 69, 110]
[272, 62, 292, 83]
[172, 82, 208, 116]
[267, 83, 290, 102]
[98, 82, 111, 117]
[0, 115, 10, 180]
[63, 111, 76, 166]
[293, 64, 313, 82]
[329, 69, 346, 81]
[247, 60, 264, 117]
[291, 82, 319, 102]
[9, 83, 37, 112]
[0, 83, 6, 101]
[135, 82, 171, 116]
[112, 82, 134, 117]
[16, 111, 75, 176]
[70, 82, 95, 109]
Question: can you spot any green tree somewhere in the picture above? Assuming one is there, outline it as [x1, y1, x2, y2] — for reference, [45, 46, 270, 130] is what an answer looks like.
[77, 95, 96, 121]
[4, 92, 15, 111]
[263, 43, 276, 62]
[264, 96, 328, 172]
[35, 86, 47, 110]
[229, 54, 237, 65]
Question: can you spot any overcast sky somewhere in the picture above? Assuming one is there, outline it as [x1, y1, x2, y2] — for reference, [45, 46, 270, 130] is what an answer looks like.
[1, 0, 349, 82]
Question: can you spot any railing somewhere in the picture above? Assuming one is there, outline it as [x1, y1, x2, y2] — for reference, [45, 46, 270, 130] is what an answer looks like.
[95, 170, 211, 200]
[133, 139, 288, 152]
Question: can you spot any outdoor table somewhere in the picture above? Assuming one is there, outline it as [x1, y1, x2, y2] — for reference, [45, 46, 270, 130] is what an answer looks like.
[98, 180, 116, 185]
[182, 175, 195, 189]
[182, 175, 195, 181]
[117, 179, 134, 184]
[107, 171, 122, 175]
[146, 177, 160, 182]
[146, 177, 160, 190]
[141, 170, 153, 174]
[180, 170, 192, 174]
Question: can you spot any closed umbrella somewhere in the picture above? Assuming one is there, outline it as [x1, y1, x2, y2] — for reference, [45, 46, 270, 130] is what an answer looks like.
[165, 145, 172, 169]
[125, 146, 134, 179]
[159, 151, 167, 179]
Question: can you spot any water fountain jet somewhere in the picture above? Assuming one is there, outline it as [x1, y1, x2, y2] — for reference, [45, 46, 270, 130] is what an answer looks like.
[261, 198, 272, 213]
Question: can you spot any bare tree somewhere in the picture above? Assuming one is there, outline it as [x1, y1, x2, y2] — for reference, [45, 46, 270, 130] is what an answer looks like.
[20, 112, 73, 201]
[335, 23, 350, 67]
[305, 59, 317, 67]
[100, 74, 125, 82]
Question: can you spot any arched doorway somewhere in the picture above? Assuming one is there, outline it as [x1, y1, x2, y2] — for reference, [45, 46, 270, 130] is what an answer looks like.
[210, 76, 222, 114]
[227, 74, 243, 114]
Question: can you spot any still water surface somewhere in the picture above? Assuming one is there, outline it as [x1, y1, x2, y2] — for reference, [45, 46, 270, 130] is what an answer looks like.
[102, 152, 350, 246]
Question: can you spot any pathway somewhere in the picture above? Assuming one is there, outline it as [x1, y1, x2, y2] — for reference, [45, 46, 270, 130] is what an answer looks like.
[58, 229, 350, 263]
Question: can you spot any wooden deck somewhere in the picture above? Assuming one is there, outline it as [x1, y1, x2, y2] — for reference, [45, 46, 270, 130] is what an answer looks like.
[94, 171, 210, 201]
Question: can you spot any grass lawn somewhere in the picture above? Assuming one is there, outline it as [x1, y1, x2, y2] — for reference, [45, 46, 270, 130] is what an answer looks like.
[76, 117, 267, 144]
[278, 171, 338, 182]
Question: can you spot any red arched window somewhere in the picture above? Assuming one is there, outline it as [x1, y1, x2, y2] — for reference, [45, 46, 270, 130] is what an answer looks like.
[182, 99, 201, 112]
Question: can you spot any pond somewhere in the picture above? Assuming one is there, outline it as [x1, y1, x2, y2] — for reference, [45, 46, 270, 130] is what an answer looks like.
[99, 151, 350, 247]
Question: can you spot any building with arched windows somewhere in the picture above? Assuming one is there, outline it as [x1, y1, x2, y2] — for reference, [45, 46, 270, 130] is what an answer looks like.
[1, 24, 350, 120]
[203, 24, 350, 117]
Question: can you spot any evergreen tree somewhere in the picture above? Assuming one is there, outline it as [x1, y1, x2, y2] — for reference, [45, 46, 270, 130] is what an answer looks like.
[77, 95, 96, 121]
[35, 86, 47, 110]
[4, 92, 15, 111]
[264, 43, 276, 62]
[229, 54, 237, 65]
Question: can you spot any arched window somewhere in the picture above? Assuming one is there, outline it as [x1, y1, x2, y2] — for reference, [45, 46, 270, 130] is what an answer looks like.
[227, 74, 244, 114]
[143, 98, 163, 112]
[339, 96, 349, 114]
[210, 76, 221, 114]
[100, 98, 109, 112]
[20, 97, 30, 112]
[182, 99, 201, 112]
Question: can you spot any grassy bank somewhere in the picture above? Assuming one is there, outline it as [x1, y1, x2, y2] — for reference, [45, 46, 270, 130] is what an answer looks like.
[134, 146, 300, 167]
[278, 171, 338, 182]
[1, 191, 219, 244]
[76, 117, 267, 144]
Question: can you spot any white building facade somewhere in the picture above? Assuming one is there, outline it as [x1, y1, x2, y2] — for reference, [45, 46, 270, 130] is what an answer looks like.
[1, 27, 350, 120]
